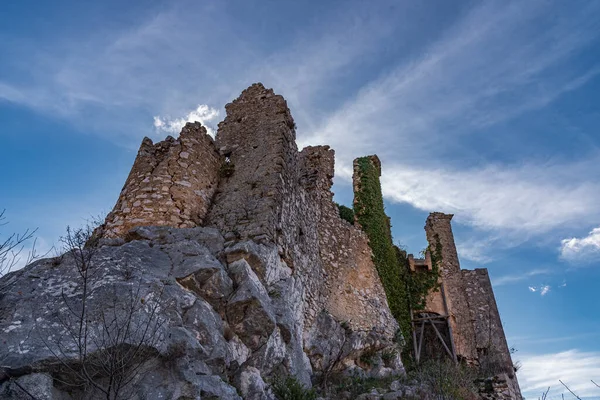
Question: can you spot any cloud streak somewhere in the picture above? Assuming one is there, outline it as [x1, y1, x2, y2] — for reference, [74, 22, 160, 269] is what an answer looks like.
[519, 350, 600, 398]
[380, 161, 600, 234]
[493, 269, 552, 287]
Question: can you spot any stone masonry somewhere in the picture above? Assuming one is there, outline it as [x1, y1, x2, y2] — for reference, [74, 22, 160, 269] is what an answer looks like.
[463, 269, 521, 399]
[206, 83, 297, 246]
[425, 212, 478, 364]
[418, 213, 521, 398]
[97, 122, 221, 238]
[299, 146, 396, 336]
[94, 83, 400, 382]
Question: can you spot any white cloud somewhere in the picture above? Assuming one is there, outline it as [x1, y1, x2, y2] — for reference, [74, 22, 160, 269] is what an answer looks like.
[560, 227, 600, 262]
[493, 269, 551, 287]
[528, 284, 551, 296]
[457, 238, 495, 264]
[380, 162, 600, 234]
[519, 350, 600, 398]
[540, 285, 551, 296]
[153, 104, 220, 137]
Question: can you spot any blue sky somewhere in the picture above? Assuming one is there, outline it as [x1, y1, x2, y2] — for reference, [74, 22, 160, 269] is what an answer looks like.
[1, 0, 600, 397]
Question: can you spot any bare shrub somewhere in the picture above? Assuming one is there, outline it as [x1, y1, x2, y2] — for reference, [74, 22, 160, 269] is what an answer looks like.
[39, 223, 165, 400]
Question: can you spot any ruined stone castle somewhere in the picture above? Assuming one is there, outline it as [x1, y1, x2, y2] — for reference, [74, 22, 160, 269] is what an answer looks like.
[0, 83, 520, 399]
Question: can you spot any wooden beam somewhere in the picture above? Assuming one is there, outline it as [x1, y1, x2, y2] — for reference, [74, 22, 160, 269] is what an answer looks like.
[416, 320, 425, 364]
[411, 315, 449, 322]
[428, 319, 454, 359]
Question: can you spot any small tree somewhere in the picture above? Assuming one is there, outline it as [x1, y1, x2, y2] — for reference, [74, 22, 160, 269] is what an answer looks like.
[40, 223, 165, 400]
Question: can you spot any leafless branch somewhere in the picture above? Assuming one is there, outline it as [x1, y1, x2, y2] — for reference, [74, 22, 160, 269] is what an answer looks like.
[559, 380, 582, 400]
[36, 222, 164, 399]
[0, 209, 39, 292]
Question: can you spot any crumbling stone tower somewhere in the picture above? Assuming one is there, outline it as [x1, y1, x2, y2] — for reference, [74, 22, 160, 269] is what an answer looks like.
[425, 213, 478, 363]
[206, 83, 298, 248]
[97, 122, 221, 238]
[416, 213, 522, 398]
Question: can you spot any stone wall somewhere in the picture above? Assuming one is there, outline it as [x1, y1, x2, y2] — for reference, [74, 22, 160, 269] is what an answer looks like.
[206, 83, 298, 248]
[98, 122, 221, 238]
[425, 213, 478, 363]
[463, 269, 521, 398]
[299, 146, 397, 336]
[422, 214, 522, 398]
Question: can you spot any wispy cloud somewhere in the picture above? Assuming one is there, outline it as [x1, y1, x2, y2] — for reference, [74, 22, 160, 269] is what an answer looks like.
[519, 350, 600, 398]
[540, 285, 551, 296]
[153, 105, 220, 137]
[380, 162, 600, 234]
[456, 238, 496, 264]
[493, 269, 551, 287]
[0, 1, 404, 145]
[307, 1, 600, 160]
[297, 1, 600, 253]
[560, 227, 600, 262]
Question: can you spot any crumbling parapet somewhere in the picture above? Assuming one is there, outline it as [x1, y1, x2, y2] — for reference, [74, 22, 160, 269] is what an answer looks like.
[98, 122, 221, 238]
[425, 212, 478, 363]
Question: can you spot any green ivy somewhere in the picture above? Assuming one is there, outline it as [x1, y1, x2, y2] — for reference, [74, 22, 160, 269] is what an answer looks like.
[353, 156, 440, 369]
[335, 203, 355, 225]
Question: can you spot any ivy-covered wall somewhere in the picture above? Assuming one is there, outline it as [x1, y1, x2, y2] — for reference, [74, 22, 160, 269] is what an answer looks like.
[352, 155, 439, 367]
[353, 156, 411, 340]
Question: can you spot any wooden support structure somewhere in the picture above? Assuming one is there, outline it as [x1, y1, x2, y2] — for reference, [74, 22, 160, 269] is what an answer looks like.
[412, 283, 458, 364]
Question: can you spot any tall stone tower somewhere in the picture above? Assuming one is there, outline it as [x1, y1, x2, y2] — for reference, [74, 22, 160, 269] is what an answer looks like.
[425, 212, 478, 363]
[206, 83, 298, 249]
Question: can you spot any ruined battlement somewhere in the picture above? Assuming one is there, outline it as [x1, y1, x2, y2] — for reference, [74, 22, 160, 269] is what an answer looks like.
[97, 122, 221, 238]
[93, 83, 519, 398]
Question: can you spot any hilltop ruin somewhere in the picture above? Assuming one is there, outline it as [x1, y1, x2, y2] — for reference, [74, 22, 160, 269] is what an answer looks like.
[0, 83, 520, 399]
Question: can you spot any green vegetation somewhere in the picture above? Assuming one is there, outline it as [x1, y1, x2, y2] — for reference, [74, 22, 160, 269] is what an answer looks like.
[353, 156, 440, 368]
[336, 203, 355, 225]
[409, 359, 478, 399]
[271, 376, 317, 400]
[354, 157, 409, 330]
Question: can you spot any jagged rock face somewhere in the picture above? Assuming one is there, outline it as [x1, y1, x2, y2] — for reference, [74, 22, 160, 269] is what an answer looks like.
[0, 227, 296, 399]
[98, 122, 221, 238]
